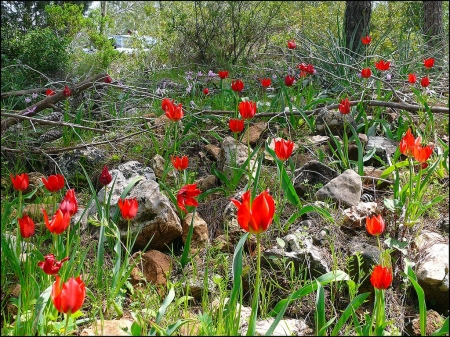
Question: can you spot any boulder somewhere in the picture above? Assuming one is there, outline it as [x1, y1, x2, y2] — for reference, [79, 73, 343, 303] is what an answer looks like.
[315, 169, 362, 207]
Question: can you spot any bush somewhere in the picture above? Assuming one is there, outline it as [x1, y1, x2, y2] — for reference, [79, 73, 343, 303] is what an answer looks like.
[19, 27, 70, 78]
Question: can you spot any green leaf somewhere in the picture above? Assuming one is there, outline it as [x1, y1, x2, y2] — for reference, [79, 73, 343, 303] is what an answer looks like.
[431, 317, 449, 336]
[402, 266, 426, 336]
[269, 270, 349, 317]
[331, 292, 371, 336]
[379, 160, 409, 180]
[180, 210, 196, 268]
[384, 237, 408, 255]
[315, 280, 326, 336]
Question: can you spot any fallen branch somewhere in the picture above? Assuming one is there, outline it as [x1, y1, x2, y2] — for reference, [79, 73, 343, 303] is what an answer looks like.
[197, 99, 449, 117]
[0, 112, 109, 133]
[1, 73, 110, 132]
[1, 127, 152, 155]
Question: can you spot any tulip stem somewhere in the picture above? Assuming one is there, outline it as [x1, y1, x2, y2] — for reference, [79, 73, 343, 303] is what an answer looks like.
[126, 219, 131, 256]
[174, 122, 178, 155]
[246, 121, 252, 189]
[63, 313, 70, 335]
[66, 224, 70, 258]
[248, 233, 261, 336]
[16, 191, 23, 259]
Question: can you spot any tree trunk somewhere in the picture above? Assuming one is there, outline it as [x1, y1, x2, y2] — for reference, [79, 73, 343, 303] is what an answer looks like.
[423, 1, 443, 52]
[344, 1, 372, 59]
[100, 1, 108, 35]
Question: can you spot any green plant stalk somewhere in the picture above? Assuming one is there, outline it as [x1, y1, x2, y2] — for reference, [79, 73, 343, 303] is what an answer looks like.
[373, 288, 386, 335]
[16, 190, 23, 258]
[342, 120, 349, 169]
[247, 233, 261, 336]
[65, 225, 70, 258]
[404, 157, 415, 229]
[63, 313, 69, 335]
[126, 219, 131, 257]
[246, 121, 252, 188]
[180, 208, 196, 269]
[53, 192, 57, 215]
[174, 122, 178, 155]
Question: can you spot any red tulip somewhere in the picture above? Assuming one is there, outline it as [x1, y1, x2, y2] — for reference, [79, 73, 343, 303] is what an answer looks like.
[118, 198, 139, 220]
[305, 64, 315, 74]
[171, 155, 189, 171]
[420, 76, 430, 87]
[63, 86, 71, 97]
[18, 214, 35, 238]
[259, 78, 271, 87]
[287, 39, 296, 49]
[298, 63, 307, 71]
[370, 265, 393, 290]
[423, 58, 435, 69]
[43, 209, 71, 234]
[231, 79, 244, 92]
[274, 138, 295, 161]
[413, 141, 434, 164]
[162, 98, 175, 112]
[203, 88, 209, 95]
[361, 35, 371, 45]
[399, 129, 416, 157]
[52, 275, 86, 314]
[98, 165, 112, 186]
[164, 102, 184, 122]
[38, 254, 69, 275]
[104, 74, 112, 83]
[229, 119, 245, 133]
[46, 89, 56, 96]
[218, 70, 229, 79]
[42, 174, 65, 193]
[408, 73, 417, 84]
[177, 183, 201, 214]
[238, 101, 257, 119]
[10, 173, 29, 191]
[339, 98, 351, 114]
[59, 189, 78, 216]
[231, 189, 275, 234]
[299, 71, 308, 78]
[375, 60, 390, 71]
[361, 68, 372, 78]
[284, 75, 295, 86]
[366, 214, 385, 236]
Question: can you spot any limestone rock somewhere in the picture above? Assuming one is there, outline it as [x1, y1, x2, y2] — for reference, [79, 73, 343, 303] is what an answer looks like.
[315, 169, 362, 207]
[81, 319, 133, 336]
[293, 160, 339, 198]
[130, 250, 172, 286]
[182, 212, 209, 250]
[342, 202, 380, 229]
[315, 107, 356, 136]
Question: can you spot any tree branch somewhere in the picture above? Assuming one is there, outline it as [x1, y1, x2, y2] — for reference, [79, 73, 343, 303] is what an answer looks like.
[1, 73, 110, 132]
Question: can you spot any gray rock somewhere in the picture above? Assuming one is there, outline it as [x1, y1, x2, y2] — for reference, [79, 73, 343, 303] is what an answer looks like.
[241, 317, 311, 336]
[315, 169, 362, 207]
[293, 160, 339, 198]
[342, 202, 380, 229]
[315, 107, 356, 136]
[414, 231, 449, 313]
[82, 161, 182, 251]
[264, 230, 329, 278]
[218, 136, 258, 183]
[347, 239, 381, 293]
[56, 147, 107, 183]
[365, 136, 399, 164]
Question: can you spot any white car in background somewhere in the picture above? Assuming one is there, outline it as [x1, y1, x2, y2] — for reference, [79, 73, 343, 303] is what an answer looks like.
[109, 34, 157, 54]
[82, 34, 157, 54]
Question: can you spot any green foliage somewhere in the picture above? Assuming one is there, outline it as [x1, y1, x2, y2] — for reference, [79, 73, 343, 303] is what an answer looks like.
[19, 27, 70, 78]
[156, 1, 289, 66]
